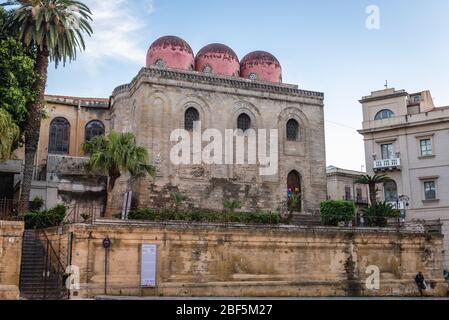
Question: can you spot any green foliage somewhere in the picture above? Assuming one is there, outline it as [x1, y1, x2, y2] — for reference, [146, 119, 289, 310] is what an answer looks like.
[29, 196, 44, 212]
[223, 199, 242, 214]
[171, 192, 187, 209]
[320, 200, 356, 226]
[363, 202, 401, 227]
[353, 174, 392, 205]
[0, 7, 36, 136]
[288, 193, 301, 213]
[83, 132, 156, 186]
[128, 209, 282, 225]
[24, 204, 67, 229]
[3, 0, 93, 67]
[0, 109, 20, 160]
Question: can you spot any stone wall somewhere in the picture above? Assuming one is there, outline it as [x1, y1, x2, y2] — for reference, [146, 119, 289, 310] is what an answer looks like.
[110, 67, 327, 215]
[48, 222, 447, 298]
[0, 221, 24, 300]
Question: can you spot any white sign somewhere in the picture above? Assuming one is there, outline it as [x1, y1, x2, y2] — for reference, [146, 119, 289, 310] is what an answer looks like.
[141, 244, 157, 288]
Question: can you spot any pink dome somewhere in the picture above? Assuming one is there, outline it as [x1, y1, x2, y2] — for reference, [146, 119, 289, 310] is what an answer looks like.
[146, 36, 194, 70]
[240, 51, 282, 83]
[195, 43, 240, 77]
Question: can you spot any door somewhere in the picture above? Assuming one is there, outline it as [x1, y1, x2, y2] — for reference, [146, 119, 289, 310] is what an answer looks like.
[0, 173, 14, 200]
[287, 171, 302, 212]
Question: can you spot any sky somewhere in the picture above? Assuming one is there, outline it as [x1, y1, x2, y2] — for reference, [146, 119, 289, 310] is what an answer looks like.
[44, 0, 449, 172]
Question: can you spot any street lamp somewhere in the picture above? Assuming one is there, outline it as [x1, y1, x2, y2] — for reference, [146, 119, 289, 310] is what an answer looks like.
[397, 195, 410, 223]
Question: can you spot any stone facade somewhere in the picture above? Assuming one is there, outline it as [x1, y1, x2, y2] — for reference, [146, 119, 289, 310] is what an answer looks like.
[359, 88, 449, 268]
[110, 67, 327, 214]
[45, 222, 447, 298]
[0, 95, 110, 210]
[0, 221, 24, 300]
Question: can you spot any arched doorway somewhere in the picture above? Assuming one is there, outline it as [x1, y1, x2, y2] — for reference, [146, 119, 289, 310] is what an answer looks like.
[287, 170, 302, 212]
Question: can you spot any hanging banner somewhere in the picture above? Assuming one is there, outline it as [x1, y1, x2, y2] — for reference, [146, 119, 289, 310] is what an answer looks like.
[141, 244, 157, 288]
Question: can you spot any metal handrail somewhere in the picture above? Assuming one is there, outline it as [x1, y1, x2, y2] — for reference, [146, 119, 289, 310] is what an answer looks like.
[39, 230, 67, 272]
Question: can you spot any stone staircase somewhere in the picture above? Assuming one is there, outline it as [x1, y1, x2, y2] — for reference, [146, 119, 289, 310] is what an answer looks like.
[19, 230, 66, 300]
[290, 213, 322, 227]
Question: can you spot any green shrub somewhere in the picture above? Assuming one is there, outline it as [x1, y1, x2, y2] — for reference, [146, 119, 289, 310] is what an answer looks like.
[127, 208, 282, 225]
[128, 209, 157, 221]
[24, 204, 67, 229]
[363, 202, 401, 227]
[30, 197, 45, 212]
[320, 200, 356, 226]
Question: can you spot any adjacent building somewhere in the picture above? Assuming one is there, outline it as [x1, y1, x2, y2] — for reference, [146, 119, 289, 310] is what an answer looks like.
[326, 165, 369, 216]
[359, 88, 449, 267]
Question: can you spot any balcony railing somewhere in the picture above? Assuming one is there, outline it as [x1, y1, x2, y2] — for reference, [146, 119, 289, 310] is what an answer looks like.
[387, 201, 406, 210]
[343, 196, 369, 205]
[373, 158, 401, 171]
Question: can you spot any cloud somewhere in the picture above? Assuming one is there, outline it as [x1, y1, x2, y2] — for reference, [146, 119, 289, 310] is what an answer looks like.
[82, 0, 154, 64]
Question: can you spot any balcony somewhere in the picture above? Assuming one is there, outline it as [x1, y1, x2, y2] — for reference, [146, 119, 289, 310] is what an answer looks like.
[373, 158, 401, 172]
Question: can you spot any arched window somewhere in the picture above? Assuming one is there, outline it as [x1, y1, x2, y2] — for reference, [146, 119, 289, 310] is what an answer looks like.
[286, 119, 299, 141]
[384, 180, 398, 202]
[85, 120, 105, 142]
[237, 113, 251, 132]
[375, 109, 395, 120]
[49, 117, 70, 155]
[185, 107, 200, 131]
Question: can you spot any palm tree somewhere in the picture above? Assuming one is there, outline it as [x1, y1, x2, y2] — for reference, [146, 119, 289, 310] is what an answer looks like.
[354, 174, 392, 205]
[171, 192, 186, 212]
[0, 109, 20, 161]
[3, 0, 92, 212]
[223, 199, 242, 215]
[83, 132, 156, 218]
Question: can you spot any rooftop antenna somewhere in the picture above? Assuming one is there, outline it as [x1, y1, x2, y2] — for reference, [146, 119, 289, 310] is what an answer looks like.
[384, 80, 388, 89]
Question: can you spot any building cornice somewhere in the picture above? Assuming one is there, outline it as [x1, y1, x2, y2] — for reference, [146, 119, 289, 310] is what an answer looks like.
[358, 116, 449, 135]
[112, 67, 324, 102]
[359, 91, 408, 104]
[45, 95, 110, 109]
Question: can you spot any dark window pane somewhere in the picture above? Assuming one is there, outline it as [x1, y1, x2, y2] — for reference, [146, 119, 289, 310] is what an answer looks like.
[85, 121, 105, 142]
[375, 109, 395, 120]
[237, 113, 251, 132]
[48, 118, 70, 155]
[424, 181, 436, 200]
[185, 107, 200, 131]
[286, 119, 299, 141]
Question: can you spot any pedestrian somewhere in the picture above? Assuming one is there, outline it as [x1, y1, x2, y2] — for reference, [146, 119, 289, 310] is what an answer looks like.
[415, 272, 427, 297]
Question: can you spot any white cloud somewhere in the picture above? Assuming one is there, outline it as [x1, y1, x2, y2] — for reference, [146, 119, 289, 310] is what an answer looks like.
[82, 0, 154, 64]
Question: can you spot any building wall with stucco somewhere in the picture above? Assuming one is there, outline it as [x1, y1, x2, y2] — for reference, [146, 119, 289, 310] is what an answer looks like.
[359, 88, 449, 268]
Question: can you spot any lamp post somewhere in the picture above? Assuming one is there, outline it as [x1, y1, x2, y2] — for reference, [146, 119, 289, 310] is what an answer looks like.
[398, 195, 410, 223]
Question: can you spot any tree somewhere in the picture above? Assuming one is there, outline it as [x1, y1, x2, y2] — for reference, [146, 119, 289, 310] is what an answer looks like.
[0, 109, 20, 161]
[0, 7, 35, 150]
[354, 174, 392, 205]
[83, 132, 156, 218]
[3, 0, 93, 212]
[171, 192, 186, 212]
[362, 202, 401, 227]
[223, 199, 242, 215]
